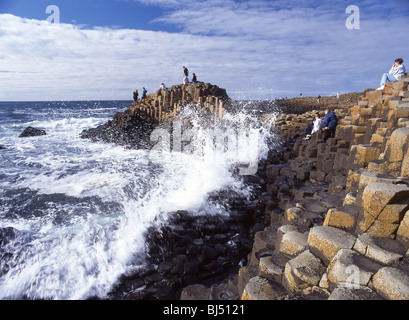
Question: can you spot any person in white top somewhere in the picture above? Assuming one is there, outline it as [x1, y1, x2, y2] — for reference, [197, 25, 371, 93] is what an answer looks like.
[311, 113, 323, 135]
[376, 58, 406, 91]
[304, 113, 322, 140]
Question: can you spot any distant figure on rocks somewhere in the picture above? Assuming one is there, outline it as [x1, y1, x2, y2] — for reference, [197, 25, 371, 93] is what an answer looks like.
[160, 83, 166, 90]
[191, 73, 197, 83]
[183, 66, 189, 77]
[317, 95, 321, 103]
[133, 90, 139, 104]
[322, 108, 337, 142]
[183, 75, 189, 90]
[337, 92, 340, 99]
[142, 87, 147, 100]
[376, 58, 406, 91]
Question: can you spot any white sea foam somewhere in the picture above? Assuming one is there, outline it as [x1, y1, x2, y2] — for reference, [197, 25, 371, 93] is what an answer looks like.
[0, 102, 277, 299]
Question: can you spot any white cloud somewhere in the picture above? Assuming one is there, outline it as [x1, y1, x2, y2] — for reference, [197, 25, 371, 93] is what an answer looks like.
[0, 0, 408, 101]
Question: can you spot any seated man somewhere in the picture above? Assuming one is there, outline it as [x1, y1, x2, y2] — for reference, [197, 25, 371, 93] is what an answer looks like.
[376, 58, 406, 91]
[322, 108, 337, 142]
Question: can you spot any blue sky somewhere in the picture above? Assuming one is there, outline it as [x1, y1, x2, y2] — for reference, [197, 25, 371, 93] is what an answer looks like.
[0, 0, 409, 101]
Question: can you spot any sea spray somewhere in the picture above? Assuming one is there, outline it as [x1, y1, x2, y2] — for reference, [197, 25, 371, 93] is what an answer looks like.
[0, 101, 278, 299]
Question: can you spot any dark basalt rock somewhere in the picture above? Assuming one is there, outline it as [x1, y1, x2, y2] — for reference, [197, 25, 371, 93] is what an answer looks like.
[107, 202, 258, 300]
[0, 227, 20, 247]
[80, 110, 157, 149]
[19, 126, 47, 138]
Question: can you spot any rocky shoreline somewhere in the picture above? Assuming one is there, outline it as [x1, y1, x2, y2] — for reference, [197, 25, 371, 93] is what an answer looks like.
[79, 77, 409, 300]
[181, 76, 409, 300]
[105, 177, 264, 300]
[101, 90, 369, 300]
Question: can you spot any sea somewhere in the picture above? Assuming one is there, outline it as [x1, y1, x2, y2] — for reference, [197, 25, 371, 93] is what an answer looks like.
[0, 100, 276, 300]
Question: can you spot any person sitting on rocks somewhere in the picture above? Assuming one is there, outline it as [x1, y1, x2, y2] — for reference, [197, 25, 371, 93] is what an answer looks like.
[311, 113, 323, 135]
[376, 58, 406, 91]
[191, 73, 197, 83]
[303, 118, 314, 140]
[322, 108, 337, 142]
[304, 113, 323, 140]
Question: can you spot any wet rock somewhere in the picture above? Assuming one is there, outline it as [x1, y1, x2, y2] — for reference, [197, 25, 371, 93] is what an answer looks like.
[80, 113, 156, 149]
[0, 227, 20, 246]
[19, 126, 47, 138]
[108, 207, 254, 300]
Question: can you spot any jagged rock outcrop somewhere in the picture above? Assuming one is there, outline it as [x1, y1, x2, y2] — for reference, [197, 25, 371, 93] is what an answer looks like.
[19, 126, 47, 138]
[80, 82, 230, 148]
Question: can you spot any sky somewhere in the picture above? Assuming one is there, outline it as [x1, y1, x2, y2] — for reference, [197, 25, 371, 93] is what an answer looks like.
[0, 0, 408, 101]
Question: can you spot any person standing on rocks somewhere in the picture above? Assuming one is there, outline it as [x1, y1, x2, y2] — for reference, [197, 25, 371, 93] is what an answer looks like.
[133, 90, 139, 104]
[142, 87, 147, 100]
[183, 75, 189, 90]
[376, 58, 406, 91]
[183, 66, 189, 77]
[322, 108, 337, 142]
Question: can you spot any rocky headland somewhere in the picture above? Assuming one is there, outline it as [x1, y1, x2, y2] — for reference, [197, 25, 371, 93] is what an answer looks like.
[80, 82, 230, 149]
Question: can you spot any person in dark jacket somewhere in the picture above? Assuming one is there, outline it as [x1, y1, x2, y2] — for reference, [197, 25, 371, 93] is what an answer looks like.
[133, 90, 139, 104]
[191, 73, 197, 83]
[322, 108, 337, 142]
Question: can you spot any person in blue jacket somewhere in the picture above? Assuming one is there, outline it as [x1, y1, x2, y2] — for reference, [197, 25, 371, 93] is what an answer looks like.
[322, 108, 337, 142]
[141, 87, 147, 100]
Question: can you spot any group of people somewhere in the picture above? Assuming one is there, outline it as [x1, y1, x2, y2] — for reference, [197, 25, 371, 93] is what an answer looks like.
[302, 57, 406, 143]
[133, 66, 199, 103]
[133, 87, 147, 103]
[304, 108, 338, 142]
[183, 66, 197, 89]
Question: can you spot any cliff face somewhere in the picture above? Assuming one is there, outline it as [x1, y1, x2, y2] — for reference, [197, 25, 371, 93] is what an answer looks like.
[80, 82, 230, 149]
